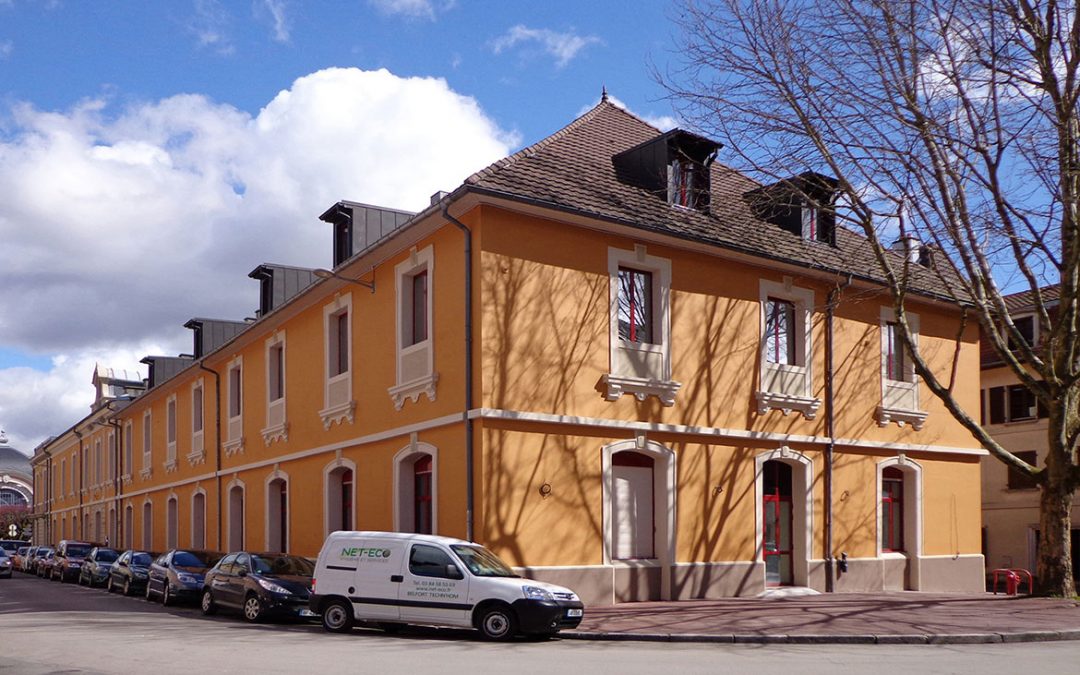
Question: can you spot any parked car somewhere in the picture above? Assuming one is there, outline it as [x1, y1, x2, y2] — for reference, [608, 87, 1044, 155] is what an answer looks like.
[0, 539, 27, 556]
[0, 550, 12, 579]
[146, 549, 223, 606]
[309, 532, 584, 640]
[12, 546, 29, 572]
[36, 549, 57, 578]
[201, 552, 316, 622]
[107, 550, 158, 596]
[22, 546, 41, 574]
[52, 540, 94, 583]
[78, 547, 120, 587]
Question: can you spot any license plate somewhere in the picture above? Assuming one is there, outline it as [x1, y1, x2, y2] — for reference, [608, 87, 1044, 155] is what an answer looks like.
[299, 609, 317, 617]
[566, 608, 583, 618]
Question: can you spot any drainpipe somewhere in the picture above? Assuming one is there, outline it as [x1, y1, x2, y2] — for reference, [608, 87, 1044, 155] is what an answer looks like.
[198, 363, 224, 550]
[824, 275, 852, 593]
[440, 200, 475, 543]
[104, 417, 123, 547]
[73, 428, 84, 539]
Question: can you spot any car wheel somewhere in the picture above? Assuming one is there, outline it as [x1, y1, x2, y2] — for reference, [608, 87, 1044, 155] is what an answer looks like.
[243, 594, 265, 623]
[145, 582, 155, 601]
[106, 577, 114, 593]
[200, 589, 217, 616]
[477, 604, 517, 641]
[321, 599, 354, 633]
[162, 584, 174, 607]
[123, 578, 132, 596]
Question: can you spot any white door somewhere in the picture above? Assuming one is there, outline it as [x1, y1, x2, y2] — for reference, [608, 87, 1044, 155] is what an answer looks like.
[345, 538, 407, 621]
[399, 543, 470, 626]
[612, 461, 654, 560]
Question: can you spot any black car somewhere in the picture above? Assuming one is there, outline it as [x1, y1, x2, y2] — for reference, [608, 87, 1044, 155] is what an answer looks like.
[78, 547, 120, 587]
[107, 550, 159, 596]
[201, 552, 316, 622]
[146, 549, 223, 606]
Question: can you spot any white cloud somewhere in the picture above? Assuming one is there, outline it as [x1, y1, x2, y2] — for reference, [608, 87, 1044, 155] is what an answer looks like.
[0, 67, 516, 451]
[578, 94, 678, 132]
[491, 25, 602, 69]
[259, 0, 290, 43]
[368, 0, 454, 21]
[190, 0, 234, 54]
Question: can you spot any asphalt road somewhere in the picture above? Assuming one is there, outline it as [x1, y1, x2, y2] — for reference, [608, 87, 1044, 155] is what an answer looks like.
[3, 573, 1080, 674]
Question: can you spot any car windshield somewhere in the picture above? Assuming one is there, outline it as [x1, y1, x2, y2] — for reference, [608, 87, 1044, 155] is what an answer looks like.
[251, 555, 315, 576]
[450, 545, 518, 578]
[96, 550, 119, 562]
[173, 551, 216, 567]
[132, 553, 153, 566]
[67, 544, 92, 557]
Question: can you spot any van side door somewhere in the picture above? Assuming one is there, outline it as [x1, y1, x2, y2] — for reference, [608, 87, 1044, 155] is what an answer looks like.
[399, 543, 471, 628]
[342, 538, 406, 621]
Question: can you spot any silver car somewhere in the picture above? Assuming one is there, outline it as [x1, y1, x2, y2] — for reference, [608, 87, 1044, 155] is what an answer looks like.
[0, 550, 13, 579]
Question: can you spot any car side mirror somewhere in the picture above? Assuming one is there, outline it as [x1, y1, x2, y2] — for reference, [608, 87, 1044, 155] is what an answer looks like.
[446, 564, 464, 580]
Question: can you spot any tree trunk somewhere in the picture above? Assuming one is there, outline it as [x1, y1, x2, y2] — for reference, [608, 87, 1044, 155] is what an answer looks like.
[1036, 473, 1076, 596]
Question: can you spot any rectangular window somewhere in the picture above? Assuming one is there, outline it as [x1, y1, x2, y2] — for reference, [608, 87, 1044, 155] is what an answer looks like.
[764, 298, 796, 365]
[166, 398, 177, 445]
[192, 384, 204, 433]
[228, 365, 242, 418]
[95, 439, 102, 485]
[124, 422, 133, 477]
[988, 386, 1006, 424]
[668, 159, 697, 208]
[1010, 315, 1035, 350]
[617, 267, 654, 344]
[410, 270, 428, 346]
[329, 310, 349, 377]
[1007, 384, 1036, 421]
[60, 459, 66, 495]
[801, 206, 817, 240]
[269, 342, 285, 401]
[142, 412, 152, 469]
[885, 322, 909, 381]
[1007, 450, 1038, 490]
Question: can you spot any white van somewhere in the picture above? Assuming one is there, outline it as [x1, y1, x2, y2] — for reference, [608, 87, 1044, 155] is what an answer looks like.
[309, 531, 584, 640]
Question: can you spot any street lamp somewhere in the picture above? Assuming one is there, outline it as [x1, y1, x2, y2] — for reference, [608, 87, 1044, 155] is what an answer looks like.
[313, 268, 375, 293]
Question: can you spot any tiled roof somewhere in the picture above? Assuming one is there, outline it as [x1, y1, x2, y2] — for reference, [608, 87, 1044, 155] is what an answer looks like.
[465, 101, 962, 301]
[1002, 284, 1060, 313]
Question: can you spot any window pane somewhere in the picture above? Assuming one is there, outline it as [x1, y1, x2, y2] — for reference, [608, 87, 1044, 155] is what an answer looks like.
[229, 367, 242, 417]
[765, 299, 795, 365]
[886, 322, 908, 381]
[335, 311, 349, 376]
[618, 267, 653, 344]
[193, 387, 203, 432]
[269, 344, 284, 401]
[410, 271, 428, 345]
[988, 386, 1006, 424]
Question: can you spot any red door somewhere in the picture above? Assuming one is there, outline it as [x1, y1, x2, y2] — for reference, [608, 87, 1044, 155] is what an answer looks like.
[762, 461, 793, 586]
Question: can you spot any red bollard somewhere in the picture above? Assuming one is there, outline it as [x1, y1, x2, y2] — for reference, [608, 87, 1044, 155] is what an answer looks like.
[1005, 570, 1019, 595]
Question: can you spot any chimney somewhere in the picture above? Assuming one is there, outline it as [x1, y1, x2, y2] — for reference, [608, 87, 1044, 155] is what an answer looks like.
[430, 190, 449, 206]
[892, 234, 922, 264]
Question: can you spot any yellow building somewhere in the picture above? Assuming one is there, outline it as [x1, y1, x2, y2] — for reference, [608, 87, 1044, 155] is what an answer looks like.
[33, 99, 986, 604]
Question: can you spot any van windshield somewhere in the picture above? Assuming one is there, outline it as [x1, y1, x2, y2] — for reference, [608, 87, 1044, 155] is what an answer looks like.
[450, 545, 519, 578]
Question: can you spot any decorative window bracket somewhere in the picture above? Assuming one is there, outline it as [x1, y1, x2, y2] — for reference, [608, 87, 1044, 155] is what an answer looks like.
[223, 437, 245, 457]
[875, 405, 928, 431]
[261, 421, 289, 445]
[756, 390, 820, 420]
[319, 400, 356, 430]
[602, 374, 681, 407]
[388, 373, 439, 411]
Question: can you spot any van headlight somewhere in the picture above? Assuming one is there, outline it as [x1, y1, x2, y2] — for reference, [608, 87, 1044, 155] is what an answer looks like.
[522, 585, 553, 601]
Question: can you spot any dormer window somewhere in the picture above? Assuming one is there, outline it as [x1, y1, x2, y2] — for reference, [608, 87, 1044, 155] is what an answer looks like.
[613, 129, 720, 213]
[746, 173, 838, 246]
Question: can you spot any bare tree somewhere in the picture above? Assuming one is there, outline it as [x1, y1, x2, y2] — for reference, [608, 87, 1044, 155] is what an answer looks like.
[664, 0, 1079, 596]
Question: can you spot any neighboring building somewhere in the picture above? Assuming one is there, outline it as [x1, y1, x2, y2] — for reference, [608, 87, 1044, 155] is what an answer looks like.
[33, 98, 986, 604]
[1, 429, 34, 538]
[979, 286, 1080, 585]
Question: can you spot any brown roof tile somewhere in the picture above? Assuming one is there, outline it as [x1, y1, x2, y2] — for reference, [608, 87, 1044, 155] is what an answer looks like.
[465, 101, 965, 302]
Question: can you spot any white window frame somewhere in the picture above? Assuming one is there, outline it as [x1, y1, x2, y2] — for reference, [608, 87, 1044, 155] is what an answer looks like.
[392, 440, 439, 534]
[756, 277, 818, 419]
[875, 308, 928, 429]
[390, 245, 438, 410]
[189, 378, 205, 465]
[602, 244, 679, 406]
[753, 446, 814, 588]
[140, 411, 152, 480]
[262, 331, 289, 444]
[323, 456, 357, 536]
[165, 394, 178, 472]
[264, 469, 290, 552]
[320, 293, 356, 428]
[106, 430, 115, 486]
[875, 455, 924, 589]
[224, 356, 245, 456]
[94, 438, 102, 488]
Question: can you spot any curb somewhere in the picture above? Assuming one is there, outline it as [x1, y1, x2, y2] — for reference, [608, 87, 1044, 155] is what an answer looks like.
[560, 629, 1080, 645]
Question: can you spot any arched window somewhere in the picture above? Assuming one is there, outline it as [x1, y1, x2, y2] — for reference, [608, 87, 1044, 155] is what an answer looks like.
[191, 491, 206, 549]
[394, 443, 438, 534]
[142, 501, 153, 550]
[325, 466, 354, 533]
[267, 476, 288, 551]
[881, 467, 905, 552]
[166, 496, 178, 549]
[124, 505, 133, 548]
[228, 483, 245, 551]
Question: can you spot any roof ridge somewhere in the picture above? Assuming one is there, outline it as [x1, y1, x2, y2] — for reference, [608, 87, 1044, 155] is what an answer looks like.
[465, 100, 656, 186]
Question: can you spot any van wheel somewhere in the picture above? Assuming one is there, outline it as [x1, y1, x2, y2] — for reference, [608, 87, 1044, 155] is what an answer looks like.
[477, 604, 517, 641]
[322, 599, 354, 633]
[200, 589, 217, 616]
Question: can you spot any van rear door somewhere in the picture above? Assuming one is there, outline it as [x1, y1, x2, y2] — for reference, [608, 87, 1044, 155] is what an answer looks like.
[343, 537, 407, 621]
[399, 542, 471, 627]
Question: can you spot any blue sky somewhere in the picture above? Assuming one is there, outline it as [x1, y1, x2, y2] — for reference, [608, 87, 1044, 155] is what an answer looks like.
[0, 0, 686, 452]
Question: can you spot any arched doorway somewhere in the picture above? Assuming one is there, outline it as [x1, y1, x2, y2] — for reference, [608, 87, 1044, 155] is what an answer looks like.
[762, 460, 793, 586]
[228, 483, 245, 551]
[266, 475, 288, 551]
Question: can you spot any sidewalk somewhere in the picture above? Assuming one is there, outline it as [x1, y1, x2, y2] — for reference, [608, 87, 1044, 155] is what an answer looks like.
[562, 592, 1080, 644]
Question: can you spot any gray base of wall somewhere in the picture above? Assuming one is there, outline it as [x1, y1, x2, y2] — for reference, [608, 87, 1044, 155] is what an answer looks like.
[518, 555, 985, 605]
